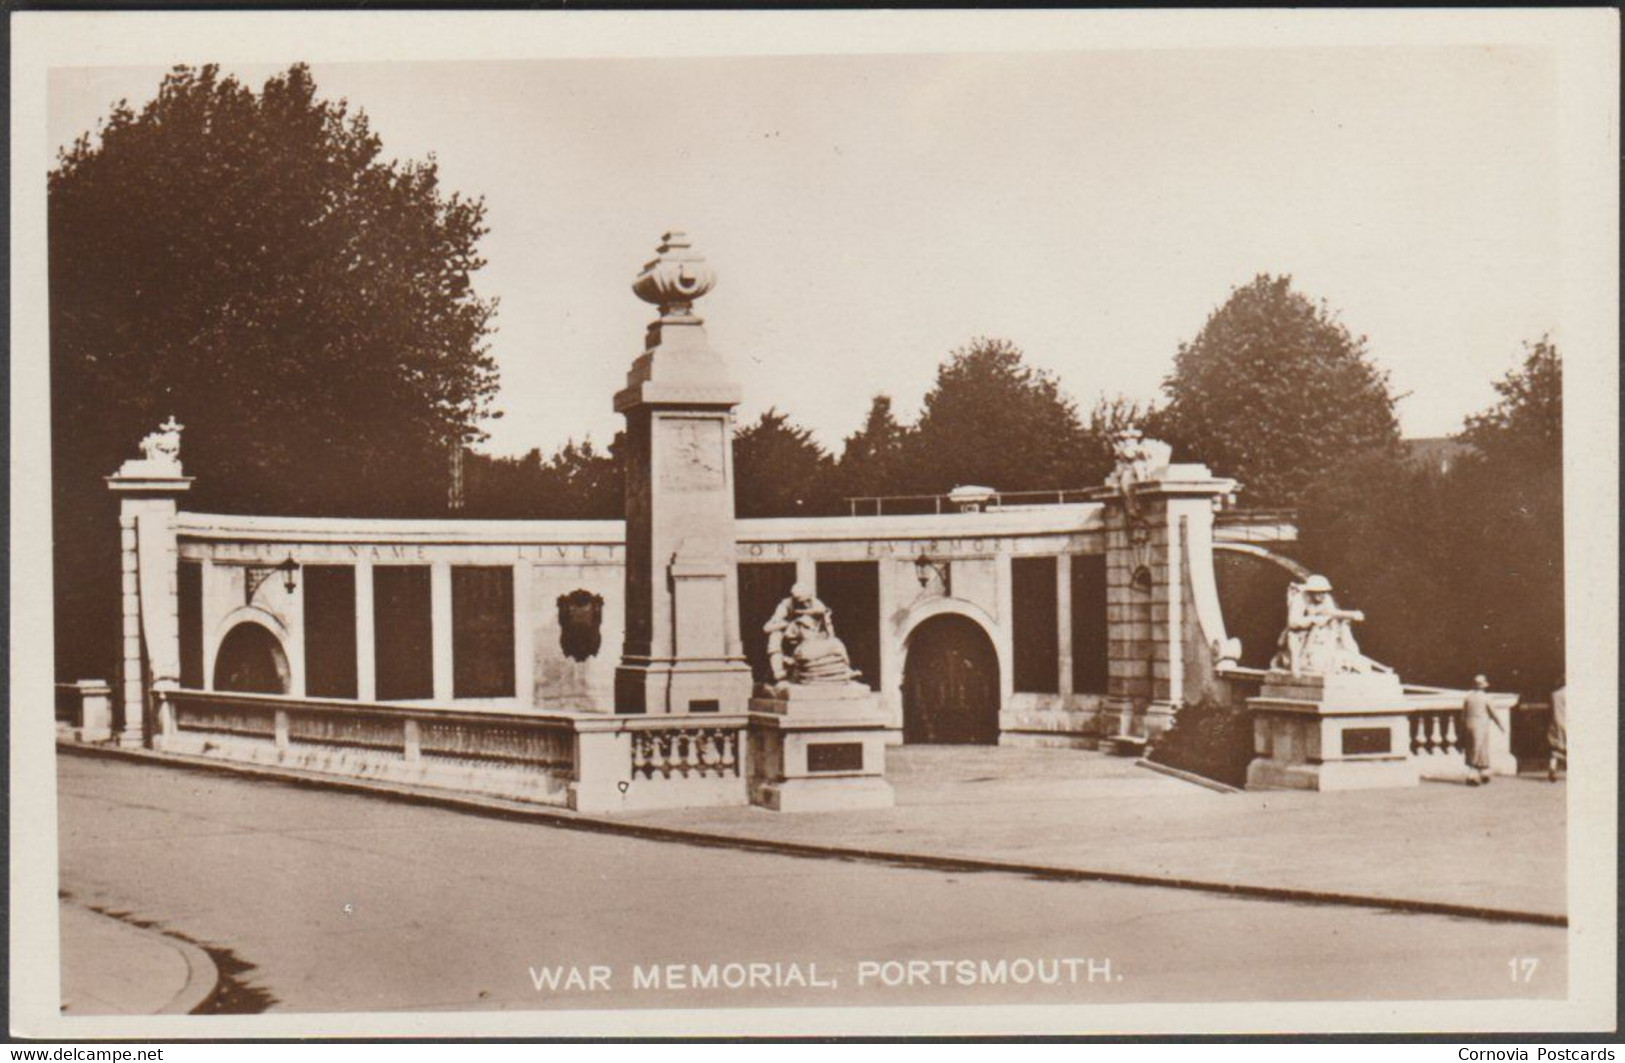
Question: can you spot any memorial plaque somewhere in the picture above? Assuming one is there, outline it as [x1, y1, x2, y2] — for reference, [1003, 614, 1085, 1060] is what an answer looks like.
[660, 417, 726, 492]
[807, 741, 864, 773]
[1341, 727, 1392, 756]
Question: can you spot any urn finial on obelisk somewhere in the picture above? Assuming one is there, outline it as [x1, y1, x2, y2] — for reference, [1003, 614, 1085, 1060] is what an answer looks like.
[631, 231, 716, 321]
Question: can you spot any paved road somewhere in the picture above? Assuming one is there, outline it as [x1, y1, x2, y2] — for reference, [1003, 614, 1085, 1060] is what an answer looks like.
[56, 754, 1565, 1014]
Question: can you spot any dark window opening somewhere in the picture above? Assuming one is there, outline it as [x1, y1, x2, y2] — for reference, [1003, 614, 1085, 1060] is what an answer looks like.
[178, 561, 203, 689]
[304, 565, 358, 699]
[1012, 556, 1060, 694]
[453, 566, 515, 699]
[814, 561, 882, 691]
[374, 566, 434, 701]
[1071, 555, 1109, 695]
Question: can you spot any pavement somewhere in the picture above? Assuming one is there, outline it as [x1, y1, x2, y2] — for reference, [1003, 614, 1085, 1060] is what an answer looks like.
[617, 745, 1568, 922]
[58, 899, 218, 1015]
[56, 753, 1566, 1015]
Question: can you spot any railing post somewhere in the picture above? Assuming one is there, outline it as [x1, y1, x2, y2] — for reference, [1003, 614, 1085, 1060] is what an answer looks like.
[569, 721, 632, 813]
[403, 718, 421, 762]
[151, 680, 177, 749]
[274, 709, 290, 752]
[77, 680, 114, 743]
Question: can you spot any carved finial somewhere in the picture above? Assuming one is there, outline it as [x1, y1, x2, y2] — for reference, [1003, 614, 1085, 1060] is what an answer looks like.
[137, 415, 185, 471]
[632, 231, 716, 319]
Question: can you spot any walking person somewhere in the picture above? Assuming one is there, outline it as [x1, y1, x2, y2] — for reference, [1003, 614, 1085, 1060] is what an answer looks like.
[1547, 681, 1567, 782]
[1462, 674, 1504, 786]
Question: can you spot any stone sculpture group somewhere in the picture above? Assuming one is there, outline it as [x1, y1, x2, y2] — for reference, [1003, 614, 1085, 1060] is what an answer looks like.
[763, 584, 861, 687]
[1270, 574, 1393, 677]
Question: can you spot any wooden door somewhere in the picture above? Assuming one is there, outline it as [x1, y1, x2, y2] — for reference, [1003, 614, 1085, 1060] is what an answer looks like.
[213, 622, 290, 694]
[903, 615, 1000, 744]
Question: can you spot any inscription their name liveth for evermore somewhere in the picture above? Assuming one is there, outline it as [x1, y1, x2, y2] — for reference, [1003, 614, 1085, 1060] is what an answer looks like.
[529, 957, 1121, 993]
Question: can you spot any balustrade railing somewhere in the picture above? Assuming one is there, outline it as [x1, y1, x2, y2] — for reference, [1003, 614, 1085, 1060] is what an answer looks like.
[630, 726, 741, 780]
[158, 690, 752, 812]
[164, 690, 580, 806]
[1409, 708, 1464, 758]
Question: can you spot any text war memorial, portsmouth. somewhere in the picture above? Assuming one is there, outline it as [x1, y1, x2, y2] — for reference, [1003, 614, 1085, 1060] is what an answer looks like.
[64, 233, 1520, 812]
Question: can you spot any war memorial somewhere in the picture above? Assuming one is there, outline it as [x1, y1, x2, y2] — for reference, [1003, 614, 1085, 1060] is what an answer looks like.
[60, 233, 1519, 812]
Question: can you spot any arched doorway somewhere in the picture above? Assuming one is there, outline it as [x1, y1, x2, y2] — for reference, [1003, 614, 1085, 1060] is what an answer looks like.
[213, 622, 291, 694]
[903, 614, 1000, 744]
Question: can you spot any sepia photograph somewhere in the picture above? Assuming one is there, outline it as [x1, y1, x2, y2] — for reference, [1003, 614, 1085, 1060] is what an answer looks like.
[9, 8, 1619, 1040]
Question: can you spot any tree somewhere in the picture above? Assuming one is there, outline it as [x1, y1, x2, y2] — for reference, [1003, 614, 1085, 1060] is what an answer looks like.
[1154, 275, 1400, 508]
[1460, 337, 1562, 470]
[835, 394, 913, 501]
[733, 409, 837, 518]
[462, 436, 624, 520]
[1451, 339, 1565, 694]
[906, 338, 1092, 494]
[1295, 339, 1564, 697]
[50, 64, 499, 680]
[1296, 450, 1463, 685]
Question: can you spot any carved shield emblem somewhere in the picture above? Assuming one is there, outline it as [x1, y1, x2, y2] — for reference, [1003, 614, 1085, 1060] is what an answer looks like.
[557, 589, 605, 662]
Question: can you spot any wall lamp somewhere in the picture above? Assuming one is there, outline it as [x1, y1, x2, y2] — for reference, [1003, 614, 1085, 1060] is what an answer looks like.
[245, 556, 300, 604]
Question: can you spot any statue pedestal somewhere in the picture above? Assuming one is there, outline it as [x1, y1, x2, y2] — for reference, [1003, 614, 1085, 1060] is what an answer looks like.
[748, 684, 895, 812]
[1245, 672, 1419, 791]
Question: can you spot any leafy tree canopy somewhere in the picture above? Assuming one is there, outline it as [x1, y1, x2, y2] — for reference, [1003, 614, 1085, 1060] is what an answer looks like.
[837, 394, 913, 501]
[50, 63, 499, 680]
[907, 337, 1093, 494]
[1460, 337, 1562, 471]
[1296, 340, 1564, 695]
[1154, 274, 1400, 507]
[733, 408, 837, 518]
[50, 63, 499, 517]
[464, 436, 623, 520]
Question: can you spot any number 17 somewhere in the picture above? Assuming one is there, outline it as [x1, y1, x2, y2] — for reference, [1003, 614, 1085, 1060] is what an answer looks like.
[1508, 957, 1540, 983]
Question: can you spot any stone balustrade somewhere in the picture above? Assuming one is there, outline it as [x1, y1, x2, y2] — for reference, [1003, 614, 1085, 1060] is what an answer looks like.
[154, 690, 753, 813]
[1410, 707, 1464, 758]
[1402, 687, 1519, 780]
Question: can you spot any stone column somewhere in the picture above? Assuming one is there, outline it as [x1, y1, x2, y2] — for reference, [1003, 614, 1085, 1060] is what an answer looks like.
[1096, 437, 1234, 753]
[612, 233, 753, 716]
[1055, 552, 1074, 707]
[106, 418, 194, 748]
[354, 558, 377, 701]
[431, 561, 454, 702]
[994, 553, 1016, 712]
[513, 563, 536, 706]
[876, 558, 905, 741]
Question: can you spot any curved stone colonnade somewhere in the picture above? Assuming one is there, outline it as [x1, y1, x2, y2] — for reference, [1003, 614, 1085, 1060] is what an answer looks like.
[104, 483, 1278, 754]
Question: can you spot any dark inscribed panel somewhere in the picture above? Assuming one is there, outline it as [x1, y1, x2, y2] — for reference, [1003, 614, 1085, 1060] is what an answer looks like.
[303, 565, 358, 699]
[807, 742, 864, 772]
[178, 561, 203, 689]
[452, 566, 515, 699]
[737, 562, 797, 684]
[1342, 727, 1392, 756]
[373, 566, 434, 701]
[814, 560, 881, 691]
[1012, 556, 1059, 694]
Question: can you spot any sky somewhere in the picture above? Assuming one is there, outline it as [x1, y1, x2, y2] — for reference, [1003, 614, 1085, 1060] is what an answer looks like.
[47, 47, 1563, 458]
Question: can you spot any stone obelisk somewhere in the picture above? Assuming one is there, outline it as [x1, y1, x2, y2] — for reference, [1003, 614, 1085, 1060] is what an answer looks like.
[612, 233, 753, 715]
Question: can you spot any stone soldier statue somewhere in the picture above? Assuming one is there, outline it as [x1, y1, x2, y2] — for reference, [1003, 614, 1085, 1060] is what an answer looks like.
[764, 584, 861, 686]
[1271, 574, 1393, 676]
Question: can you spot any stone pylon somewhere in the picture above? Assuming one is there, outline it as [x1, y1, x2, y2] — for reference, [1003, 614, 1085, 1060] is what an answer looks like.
[106, 417, 193, 746]
[1096, 432, 1236, 752]
[612, 233, 753, 715]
